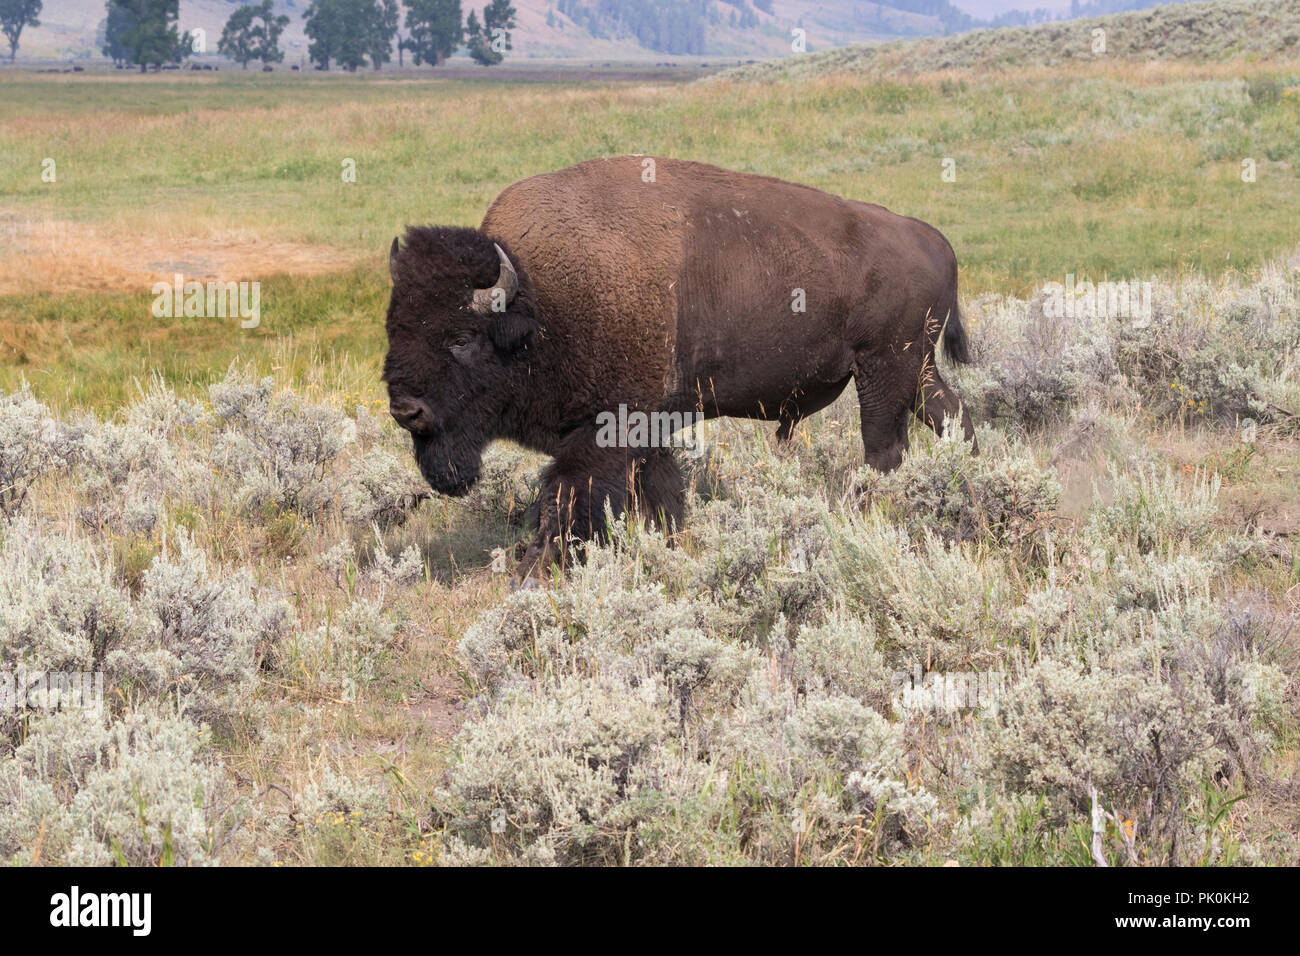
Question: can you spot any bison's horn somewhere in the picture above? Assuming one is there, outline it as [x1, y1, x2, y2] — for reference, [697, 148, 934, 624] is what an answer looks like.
[388, 236, 400, 283]
[471, 243, 518, 315]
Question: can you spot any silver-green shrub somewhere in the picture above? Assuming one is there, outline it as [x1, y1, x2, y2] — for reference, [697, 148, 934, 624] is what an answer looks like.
[0, 386, 70, 513]
[0, 708, 252, 866]
[987, 622, 1280, 862]
[833, 513, 1012, 669]
[1084, 465, 1220, 557]
[106, 532, 292, 730]
[0, 518, 132, 746]
[858, 430, 1061, 560]
[447, 552, 934, 865]
[209, 367, 357, 518]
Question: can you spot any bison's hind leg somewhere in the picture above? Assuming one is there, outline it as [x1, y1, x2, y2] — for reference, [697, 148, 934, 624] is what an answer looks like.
[853, 356, 910, 472]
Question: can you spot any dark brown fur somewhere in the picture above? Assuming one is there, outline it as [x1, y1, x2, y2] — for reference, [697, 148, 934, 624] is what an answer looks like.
[383, 156, 975, 580]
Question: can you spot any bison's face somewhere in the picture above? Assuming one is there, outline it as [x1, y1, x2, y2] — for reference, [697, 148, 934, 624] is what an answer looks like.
[382, 230, 536, 497]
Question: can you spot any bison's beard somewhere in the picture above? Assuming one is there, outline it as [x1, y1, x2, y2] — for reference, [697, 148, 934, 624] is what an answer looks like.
[412, 434, 483, 497]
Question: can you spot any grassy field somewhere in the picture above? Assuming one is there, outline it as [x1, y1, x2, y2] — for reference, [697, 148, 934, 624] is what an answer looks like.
[2, 59, 1300, 405]
[0, 45, 1298, 866]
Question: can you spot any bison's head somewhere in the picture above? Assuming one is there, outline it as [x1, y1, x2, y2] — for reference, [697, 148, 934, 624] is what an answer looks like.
[382, 226, 538, 496]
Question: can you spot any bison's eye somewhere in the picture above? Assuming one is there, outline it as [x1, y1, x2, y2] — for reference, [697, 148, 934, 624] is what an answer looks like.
[448, 331, 482, 366]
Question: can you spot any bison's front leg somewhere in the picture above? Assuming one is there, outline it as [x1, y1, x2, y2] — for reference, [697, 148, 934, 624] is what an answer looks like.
[512, 447, 629, 584]
[513, 446, 684, 585]
[632, 448, 686, 536]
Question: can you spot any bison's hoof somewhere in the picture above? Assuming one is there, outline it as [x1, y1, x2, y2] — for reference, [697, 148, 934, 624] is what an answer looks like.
[509, 576, 540, 592]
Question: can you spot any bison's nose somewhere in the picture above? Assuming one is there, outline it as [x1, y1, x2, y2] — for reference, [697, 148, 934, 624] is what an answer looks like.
[389, 396, 435, 435]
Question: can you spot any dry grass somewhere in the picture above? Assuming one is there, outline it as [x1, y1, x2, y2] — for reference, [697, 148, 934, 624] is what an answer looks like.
[0, 216, 361, 296]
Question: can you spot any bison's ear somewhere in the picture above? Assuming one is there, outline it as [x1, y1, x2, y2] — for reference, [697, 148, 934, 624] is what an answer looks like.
[488, 307, 537, 356]
[388, 237, 400, 284]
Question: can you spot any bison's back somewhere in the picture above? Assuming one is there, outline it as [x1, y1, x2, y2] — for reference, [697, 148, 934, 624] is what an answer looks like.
[481, 157, 954, 416]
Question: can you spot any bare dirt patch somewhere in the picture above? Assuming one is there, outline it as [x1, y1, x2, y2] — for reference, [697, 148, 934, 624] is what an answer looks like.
[399, 675, 465, 740]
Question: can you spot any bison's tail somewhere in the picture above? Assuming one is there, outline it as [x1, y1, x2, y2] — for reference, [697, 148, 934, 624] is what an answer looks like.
[940, 299, 972, 366]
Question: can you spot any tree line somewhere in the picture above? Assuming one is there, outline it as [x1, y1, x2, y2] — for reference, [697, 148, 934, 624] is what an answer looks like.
[89, 0, 516, 73]
[304, 0, 517, 71]
[5, 0, 1200, 68]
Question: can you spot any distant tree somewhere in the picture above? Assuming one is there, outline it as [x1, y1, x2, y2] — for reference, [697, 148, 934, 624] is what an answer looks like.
[255, 0, 290, 67]
[304, 0, 341, 69]
[464, 9, 484, 62]
[170, 35, 191, 66]
[403, 0, 461, 67]
[754, 0, 772, 13]
[367, 0, 399, 69]
[304, 0, 372, 70]
[483, 0, 516, 52]
[466, 0, 514, 66]
[218, 3, 257, 68]
[303, 0, 337, 68]
[98, 2, 135, 67]
[105, 0, 188, 72]
[1, 0, 42, 61]
[220, 1, 289, 69]
[329, 0, 374, 71]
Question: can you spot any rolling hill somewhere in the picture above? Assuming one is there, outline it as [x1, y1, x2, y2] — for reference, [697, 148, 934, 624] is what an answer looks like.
[715, 0, 1300, 80]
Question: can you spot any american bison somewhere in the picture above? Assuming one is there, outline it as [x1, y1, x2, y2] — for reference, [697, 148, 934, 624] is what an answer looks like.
[383, 156, 975, 580]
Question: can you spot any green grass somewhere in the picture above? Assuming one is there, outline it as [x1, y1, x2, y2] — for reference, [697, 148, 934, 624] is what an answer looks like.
[0, 268, 390, 408]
